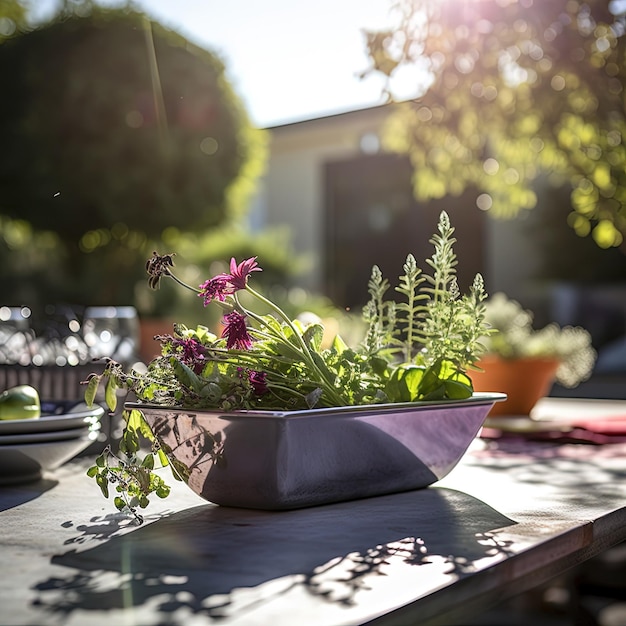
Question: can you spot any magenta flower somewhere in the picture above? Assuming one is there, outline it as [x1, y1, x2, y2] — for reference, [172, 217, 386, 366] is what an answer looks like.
[222, 311, 253, 350]
[248, 370, 268, 396]
[228, 257, 262, 290]
[173, 337, 206, 374]
[198, 257, 262, 305]
[198, 274, 235, 306]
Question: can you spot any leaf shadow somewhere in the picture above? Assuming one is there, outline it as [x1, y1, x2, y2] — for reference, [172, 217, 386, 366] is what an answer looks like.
[31, 486, 517, 621]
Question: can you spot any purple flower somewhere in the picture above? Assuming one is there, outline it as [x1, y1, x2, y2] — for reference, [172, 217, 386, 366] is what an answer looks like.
[198, 257, 262, 305]
[228, 257, 262, 290]
[248, 370, 268, 396]
[198, 274, 235, 306]
[222, 311, 253, 350]
[172, 337, 206, 374]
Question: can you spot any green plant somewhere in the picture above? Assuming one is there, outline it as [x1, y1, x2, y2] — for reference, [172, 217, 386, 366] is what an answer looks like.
[0, 4, 266, 307]
[85, 211, 491, 522]
[0, 0, 28, 43]
[482, 292, 597, 388]
[363, 0, 626, 249]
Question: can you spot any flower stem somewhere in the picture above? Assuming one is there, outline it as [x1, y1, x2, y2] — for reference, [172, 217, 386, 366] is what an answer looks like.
[242, 286, 347, 405]
[165, 269, 201, 294]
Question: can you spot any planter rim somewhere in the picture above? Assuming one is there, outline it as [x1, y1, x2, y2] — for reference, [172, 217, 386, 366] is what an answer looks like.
[125, 391, 507, 420]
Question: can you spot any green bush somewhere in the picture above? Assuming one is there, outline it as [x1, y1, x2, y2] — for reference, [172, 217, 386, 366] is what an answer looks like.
[0, 5, 267, 307]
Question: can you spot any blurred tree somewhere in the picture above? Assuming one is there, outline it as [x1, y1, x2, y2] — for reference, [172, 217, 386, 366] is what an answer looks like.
[0, 0, 28, 42]
[363, 0, 626, 249]
[0, 3, 266, 306]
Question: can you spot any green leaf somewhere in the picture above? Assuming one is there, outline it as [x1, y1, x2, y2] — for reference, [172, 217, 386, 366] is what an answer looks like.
[273, 338, 305, 361]
[331, 334, 348, 354]
[444, 380, 473, 399]
[156, 484, 171, 498]
[386, 364, 425, 402]
[86, 465, 99, 477]
[84, 374, 100, 408]
[402, 365, 426, 400]
[170, 357, 208, 394]
[121, 426, 139, 455]
[96, 474, 109, 499]
[369, 355, 390, 378]
[141, 454, 155, 470]
[105, 376, 118, 413]
[302, 323, 324, 351]
[310, 351, 334, 382]
[114, 496, 126, 511]
[157, 448, 170, 467]
[127, 409, 155, 442]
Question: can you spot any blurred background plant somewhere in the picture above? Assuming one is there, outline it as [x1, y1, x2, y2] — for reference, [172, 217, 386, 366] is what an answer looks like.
[0, 0, 364, 367]
[482, 292, 596, 389]
[0, 0, 267, 315]
[363, 0, 626, 250]
[133, 223, 357, 333]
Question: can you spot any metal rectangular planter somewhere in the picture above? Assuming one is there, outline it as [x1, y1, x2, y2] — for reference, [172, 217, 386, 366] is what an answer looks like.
[128, 393, 505, 510]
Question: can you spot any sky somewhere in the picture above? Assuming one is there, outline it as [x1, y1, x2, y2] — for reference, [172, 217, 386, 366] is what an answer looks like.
[32, 0, 404, 128]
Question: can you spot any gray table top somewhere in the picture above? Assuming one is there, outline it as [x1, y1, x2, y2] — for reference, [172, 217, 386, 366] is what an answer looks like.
[1, 397, 625, 626]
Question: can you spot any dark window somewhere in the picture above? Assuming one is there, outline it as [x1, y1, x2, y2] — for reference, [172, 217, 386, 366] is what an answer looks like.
[324, 153, 485, 309]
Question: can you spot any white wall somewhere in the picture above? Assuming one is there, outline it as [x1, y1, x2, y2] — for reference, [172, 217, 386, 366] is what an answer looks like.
[250, 107, 393, 290]
[251, 105, 543, 300]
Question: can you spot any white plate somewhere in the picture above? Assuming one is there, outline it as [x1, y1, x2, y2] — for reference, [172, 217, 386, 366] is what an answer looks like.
[0, 402, 105, 435]
[0, 423, 101, 445]
[0, 433, 98, 485]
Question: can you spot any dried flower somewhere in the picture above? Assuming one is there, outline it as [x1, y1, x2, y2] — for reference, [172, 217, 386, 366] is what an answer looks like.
[146, 252, 175, 289]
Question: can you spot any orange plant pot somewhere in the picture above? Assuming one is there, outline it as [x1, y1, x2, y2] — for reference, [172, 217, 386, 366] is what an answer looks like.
[138, 318, 176, 364]
[471, 355, 561, 416]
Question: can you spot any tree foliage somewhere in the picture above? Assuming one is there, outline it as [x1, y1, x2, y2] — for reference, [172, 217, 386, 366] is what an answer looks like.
[0, 4, 266, 306]
[0, 0, 28, 43]
[363, 0, 626, 249]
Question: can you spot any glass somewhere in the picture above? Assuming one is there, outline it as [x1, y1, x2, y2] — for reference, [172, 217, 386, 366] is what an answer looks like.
[0, 306, 34, 365]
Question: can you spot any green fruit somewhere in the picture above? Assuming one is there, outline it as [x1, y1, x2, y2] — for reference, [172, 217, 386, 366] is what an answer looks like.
[0, 385, 41, 421]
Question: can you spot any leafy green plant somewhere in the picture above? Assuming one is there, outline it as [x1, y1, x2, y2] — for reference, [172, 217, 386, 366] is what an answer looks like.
[85, 211, 491, 521]
[482, 292, 597, 388]
[363, 0, 626, 249]
[0, 4, 266, 307]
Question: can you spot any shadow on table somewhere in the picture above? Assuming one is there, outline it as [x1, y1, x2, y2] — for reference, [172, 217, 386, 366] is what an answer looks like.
[31, 487, 516, 622]
[0, 477, 58, 512]
[469, 438, 626, 514]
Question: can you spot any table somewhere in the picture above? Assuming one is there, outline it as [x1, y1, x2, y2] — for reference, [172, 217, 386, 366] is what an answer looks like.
[1, 398, 625, 626]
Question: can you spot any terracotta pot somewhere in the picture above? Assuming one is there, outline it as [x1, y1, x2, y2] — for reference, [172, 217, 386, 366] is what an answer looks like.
[138, 318, 176, 364]
[471, 355, 560, 416]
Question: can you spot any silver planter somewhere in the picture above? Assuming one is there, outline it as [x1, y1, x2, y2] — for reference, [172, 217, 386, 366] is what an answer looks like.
[127, 393, 505, 510]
